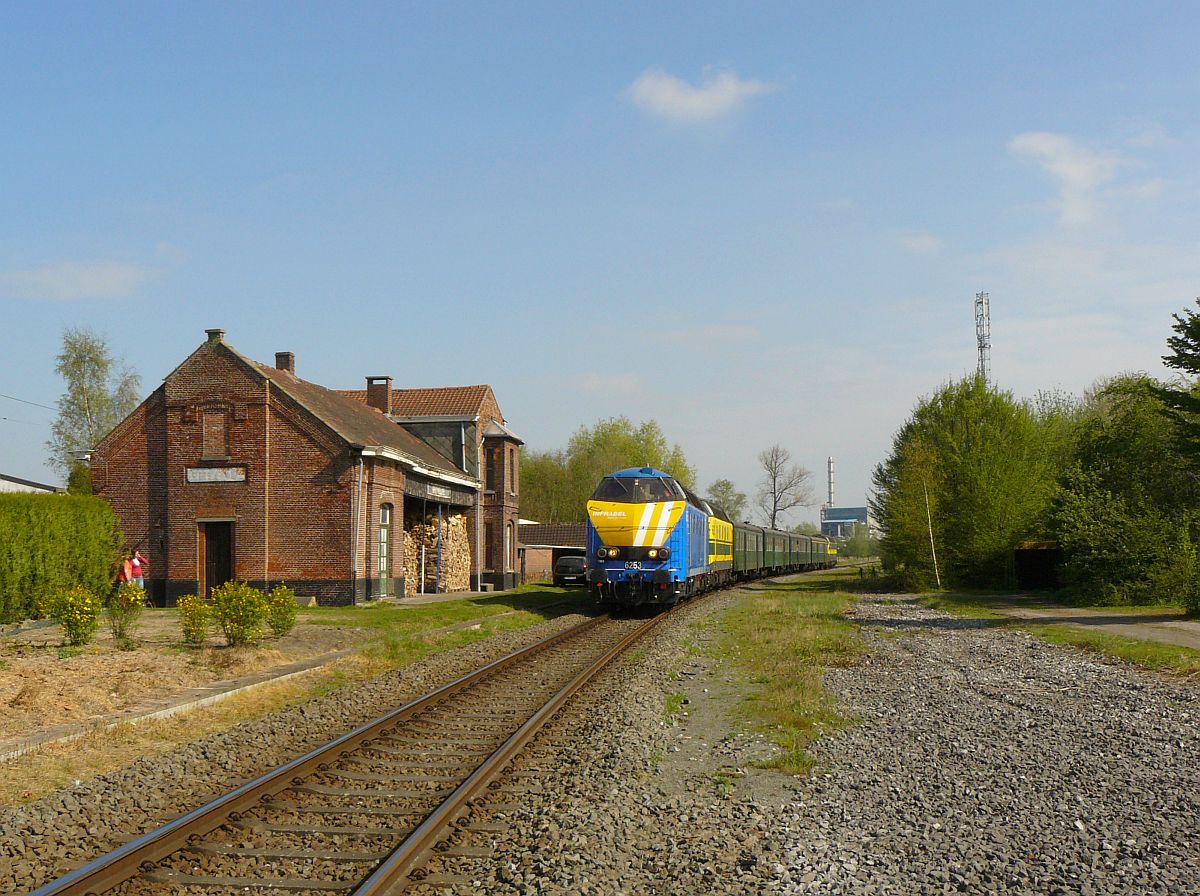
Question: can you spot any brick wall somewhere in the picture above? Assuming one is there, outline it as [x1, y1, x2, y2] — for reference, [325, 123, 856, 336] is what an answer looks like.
[93, 336, 399, 607]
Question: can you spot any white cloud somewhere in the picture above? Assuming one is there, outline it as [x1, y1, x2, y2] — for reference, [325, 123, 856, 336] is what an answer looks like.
[626, 68, 777, 123]
[1008, 132, 1121, 227]
[898, 231, 943, 253]
[0, 259, 158, 301]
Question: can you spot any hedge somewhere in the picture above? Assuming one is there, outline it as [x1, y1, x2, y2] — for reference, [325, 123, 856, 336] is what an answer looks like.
[0, 493, 122, 624]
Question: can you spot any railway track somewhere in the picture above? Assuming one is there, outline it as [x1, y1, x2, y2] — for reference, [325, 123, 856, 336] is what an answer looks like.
[28, 610, 669, 896]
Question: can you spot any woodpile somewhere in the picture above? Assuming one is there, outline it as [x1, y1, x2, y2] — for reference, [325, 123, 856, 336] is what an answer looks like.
[404, 510, 471, 593]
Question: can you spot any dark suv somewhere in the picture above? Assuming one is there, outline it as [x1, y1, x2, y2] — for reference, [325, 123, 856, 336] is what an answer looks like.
[553, 555, 588, 587]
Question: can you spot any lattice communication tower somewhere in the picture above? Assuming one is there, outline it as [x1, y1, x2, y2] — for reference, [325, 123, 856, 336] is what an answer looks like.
[975, 291, 991, 382]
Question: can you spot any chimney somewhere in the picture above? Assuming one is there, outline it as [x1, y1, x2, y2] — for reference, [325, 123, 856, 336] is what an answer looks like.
[366, 376, 393, 415]
[205, 328, 225, 343]
[275, 351, 295, 374]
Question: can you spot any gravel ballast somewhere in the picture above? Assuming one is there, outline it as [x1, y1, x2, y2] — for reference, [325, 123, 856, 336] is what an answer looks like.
[778, 595, 1200, 896]
[4, 589, 1199, 895]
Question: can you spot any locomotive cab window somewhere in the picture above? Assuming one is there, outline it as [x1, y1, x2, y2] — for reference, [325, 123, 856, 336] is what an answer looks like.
[590, 476, 677, 503]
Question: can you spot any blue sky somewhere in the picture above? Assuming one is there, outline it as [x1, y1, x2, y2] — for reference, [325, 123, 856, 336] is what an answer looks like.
[2, 2, 1198, 519]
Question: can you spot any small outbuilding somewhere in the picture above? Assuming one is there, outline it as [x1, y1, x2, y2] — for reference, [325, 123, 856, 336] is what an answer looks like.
[518, 522, 587, 584]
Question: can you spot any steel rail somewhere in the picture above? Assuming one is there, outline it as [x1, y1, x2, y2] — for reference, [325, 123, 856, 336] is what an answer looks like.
[26, 615, 607, 896]
[353, 610, 668, 893]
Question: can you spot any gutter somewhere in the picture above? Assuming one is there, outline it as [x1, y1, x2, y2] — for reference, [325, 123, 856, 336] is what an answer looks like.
[354, 445, 477, 490]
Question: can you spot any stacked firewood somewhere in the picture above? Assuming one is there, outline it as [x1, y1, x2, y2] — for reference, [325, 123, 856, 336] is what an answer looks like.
[403, 511, 471, 592]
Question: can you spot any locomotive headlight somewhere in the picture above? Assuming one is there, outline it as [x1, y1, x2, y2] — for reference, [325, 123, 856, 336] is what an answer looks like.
[596, 547, 608, 559]
[658, 547, 670, 559]
[647, 548, 658, 559]
[607, 547, 619, 559]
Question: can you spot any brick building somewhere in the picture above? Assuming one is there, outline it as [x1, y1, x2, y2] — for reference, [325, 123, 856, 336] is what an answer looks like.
[90, 329, 520, 605]
[338, 381, 523, 593]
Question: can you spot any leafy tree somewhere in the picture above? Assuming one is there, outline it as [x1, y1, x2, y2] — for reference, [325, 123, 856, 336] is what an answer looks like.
[789, 520, 823, 536]
[519, 417, 695, 522]
[872, 376, 1056, 587]
[705, 478, 747, 521]
[840, 522, 879, 558]
[519, 447, 573, 522]
[46, 326, 140, 481]
[1154, 298, 1200, 461]
[1051, 375, 1200, 607]
[755, 444, 813, 529]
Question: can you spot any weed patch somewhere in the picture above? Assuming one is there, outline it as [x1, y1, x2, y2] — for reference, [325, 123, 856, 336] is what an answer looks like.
[710, 587, 864, 775]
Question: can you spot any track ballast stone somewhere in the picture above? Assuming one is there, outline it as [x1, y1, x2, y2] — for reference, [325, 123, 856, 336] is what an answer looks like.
[778, 595, 1200, 896]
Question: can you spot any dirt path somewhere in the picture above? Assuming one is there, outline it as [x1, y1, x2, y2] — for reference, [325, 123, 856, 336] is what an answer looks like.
[981, 595, 1200, 650]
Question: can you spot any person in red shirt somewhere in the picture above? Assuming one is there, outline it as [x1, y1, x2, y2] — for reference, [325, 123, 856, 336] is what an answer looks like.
[131, 550, 146, 589]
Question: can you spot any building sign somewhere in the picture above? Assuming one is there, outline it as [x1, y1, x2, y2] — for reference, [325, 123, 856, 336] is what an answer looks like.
[405, 477, 473, 506]
[187, 466, 246, 483]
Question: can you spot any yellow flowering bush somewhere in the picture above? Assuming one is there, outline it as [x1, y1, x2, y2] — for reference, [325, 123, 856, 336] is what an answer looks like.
[265, 584, 298, 637]
[106, 582, 145, 648]
[210, 581, 267, 647]
[176, 593, 210, 647]
[43, 585, 103, 646]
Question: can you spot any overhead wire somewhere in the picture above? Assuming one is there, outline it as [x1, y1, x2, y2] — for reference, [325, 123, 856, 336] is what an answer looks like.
[0, 392, 55, 412]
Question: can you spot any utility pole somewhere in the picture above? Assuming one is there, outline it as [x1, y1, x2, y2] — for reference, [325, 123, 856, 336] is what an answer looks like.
[975, 291, 991, 383]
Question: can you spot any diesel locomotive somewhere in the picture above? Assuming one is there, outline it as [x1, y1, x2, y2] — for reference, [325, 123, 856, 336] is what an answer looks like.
[585, 466, 835, 607]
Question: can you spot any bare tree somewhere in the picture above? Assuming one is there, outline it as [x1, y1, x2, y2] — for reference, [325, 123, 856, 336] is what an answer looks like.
[755, 444, 814, 529]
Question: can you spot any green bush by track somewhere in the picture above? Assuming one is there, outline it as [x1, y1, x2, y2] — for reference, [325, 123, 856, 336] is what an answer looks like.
[0, 493, 122, 623]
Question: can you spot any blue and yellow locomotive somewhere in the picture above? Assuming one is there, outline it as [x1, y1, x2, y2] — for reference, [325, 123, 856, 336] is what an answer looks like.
[585, 466, 835, 607]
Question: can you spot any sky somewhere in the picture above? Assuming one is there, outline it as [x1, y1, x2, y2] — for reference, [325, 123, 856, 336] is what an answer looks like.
[2, 2, 1198, 520]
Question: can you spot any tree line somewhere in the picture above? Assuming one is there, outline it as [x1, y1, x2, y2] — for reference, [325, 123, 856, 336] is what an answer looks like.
[871, 300, 1200, 612]
[520, 417, 815, 529]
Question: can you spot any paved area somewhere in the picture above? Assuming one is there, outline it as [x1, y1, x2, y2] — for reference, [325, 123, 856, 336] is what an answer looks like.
[981, 595, 1200, 651]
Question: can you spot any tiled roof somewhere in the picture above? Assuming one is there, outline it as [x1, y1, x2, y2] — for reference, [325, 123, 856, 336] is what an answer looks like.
[394, 385, 494, 417]
[338, 384, 496, 419]
[518, 522, 587, 548]
[251, 362, 469, 482]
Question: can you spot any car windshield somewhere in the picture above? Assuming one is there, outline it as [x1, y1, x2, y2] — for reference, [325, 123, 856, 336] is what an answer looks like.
[556, 557, 584, 569]
[590, 476, 679, 503]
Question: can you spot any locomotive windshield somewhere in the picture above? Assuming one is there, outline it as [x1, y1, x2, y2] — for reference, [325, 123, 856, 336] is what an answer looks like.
[590, 476, 683, 503]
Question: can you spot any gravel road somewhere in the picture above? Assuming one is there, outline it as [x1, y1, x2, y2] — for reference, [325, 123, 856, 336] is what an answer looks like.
[778, 595, 1200, 896]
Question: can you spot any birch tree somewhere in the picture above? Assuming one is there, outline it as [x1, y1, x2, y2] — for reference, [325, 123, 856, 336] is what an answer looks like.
[47, 326, 141, 487]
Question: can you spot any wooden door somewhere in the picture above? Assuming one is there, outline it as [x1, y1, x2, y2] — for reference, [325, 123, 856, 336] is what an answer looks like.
[200, 522, 234, 596]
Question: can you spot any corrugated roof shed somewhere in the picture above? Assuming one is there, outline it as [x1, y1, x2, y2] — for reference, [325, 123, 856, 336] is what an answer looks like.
[519, 522, 587, 548]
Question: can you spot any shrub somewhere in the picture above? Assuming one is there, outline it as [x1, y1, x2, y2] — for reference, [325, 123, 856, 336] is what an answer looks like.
[0, 493, 122, 624]
[42, 585, 104, 646]
[210, 581, 267, 647]
[106, 582, 145, 648]
[265, 584, 298, 637]
[176, 594, 211, 647]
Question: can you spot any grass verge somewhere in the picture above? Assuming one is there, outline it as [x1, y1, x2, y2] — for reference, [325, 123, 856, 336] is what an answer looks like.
[711, 579, 864, 775]
[0, 586, 593, 806]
